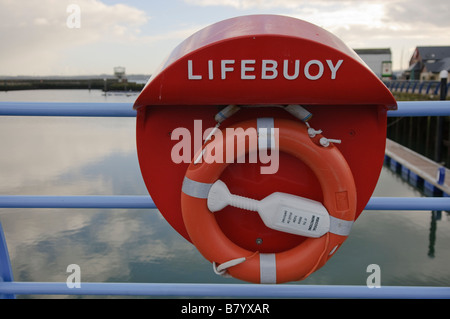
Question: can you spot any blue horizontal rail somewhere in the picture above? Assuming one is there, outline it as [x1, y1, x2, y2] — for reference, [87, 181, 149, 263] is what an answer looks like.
[1, 100, 450, 299]
[366, 197, 450, 211]
[0, 101, 135, 117]
[0, 195, 156, 209]
[1, 195, 450, 211]
[0, 282, 449, 299]
[389, 101, 450, 117]
[1, 101, 450, 117]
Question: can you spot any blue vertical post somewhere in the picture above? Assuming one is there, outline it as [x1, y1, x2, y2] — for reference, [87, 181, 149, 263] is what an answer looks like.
[440, 70, 448, 100]
[435, 71, 449, 163]
[0, 222, 15, 299]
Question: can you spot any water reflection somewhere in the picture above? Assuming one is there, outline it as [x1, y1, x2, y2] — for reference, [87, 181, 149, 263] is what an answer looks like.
[428, 210, 450, 259]
[376, 163, 450, 262]
[429, 211, 438, 258]
[0, 117, 137, 194]
[0, 91, 449, 298]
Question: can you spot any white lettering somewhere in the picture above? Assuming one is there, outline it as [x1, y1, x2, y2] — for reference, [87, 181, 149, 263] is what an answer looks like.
[225, 303, 270, 314]
[171, 127, 192, 163]
[187, 59, 344, 81]
[225, 127, 258, 164]
[283, 60, 300, 80]
[366, 264, 381, 288]
[202, 127, 224, 164]
[208, 60, 214, 80]
[66, 4, 81, 29]
[327, 60, 344, 80]
[261, 60, 278, 79]
[188, 60, 202, 80]
[304, 60, 324, 80]
[66, 264, 81, 289]
[181, 303, 216, 316]
[258, 128, 279, 175]
[171, 121, 279, 174]
[241, 60, 256, 80]
[221, 60, 235, 79]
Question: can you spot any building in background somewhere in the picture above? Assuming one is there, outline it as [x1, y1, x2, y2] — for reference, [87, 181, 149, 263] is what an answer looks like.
[406, 46, 450, 81]
[114, 66, 127, 83]
[354, 48, 392, 79]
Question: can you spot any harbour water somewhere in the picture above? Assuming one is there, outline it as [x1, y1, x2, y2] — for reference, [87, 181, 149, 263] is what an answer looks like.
[0, 90, 449, 298]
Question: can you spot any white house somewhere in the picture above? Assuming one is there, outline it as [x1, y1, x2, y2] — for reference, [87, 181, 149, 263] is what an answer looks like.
[354, 48, 392, 79]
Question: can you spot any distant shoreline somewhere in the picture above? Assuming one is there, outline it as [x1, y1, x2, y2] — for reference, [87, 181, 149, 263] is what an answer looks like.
[0, 78, 146, 92]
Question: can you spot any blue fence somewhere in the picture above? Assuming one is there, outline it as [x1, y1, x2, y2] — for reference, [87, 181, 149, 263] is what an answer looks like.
[384, 80, 450, 96]
[1, 100, 450, 299]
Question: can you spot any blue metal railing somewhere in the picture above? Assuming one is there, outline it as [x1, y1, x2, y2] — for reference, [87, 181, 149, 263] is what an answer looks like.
[0, 101, 135, 117]
[1, 100, 450, 299]
[1, 195, 450, 211]
[0, 281, 449, 299]
[1, 100, 450, 118]
[384, 80, 450, 96]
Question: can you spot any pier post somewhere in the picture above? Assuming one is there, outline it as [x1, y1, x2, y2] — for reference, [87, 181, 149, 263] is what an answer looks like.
[435, 71, 448, 163]
[440, 70, 448, 101]
[0, 223, 14, 299]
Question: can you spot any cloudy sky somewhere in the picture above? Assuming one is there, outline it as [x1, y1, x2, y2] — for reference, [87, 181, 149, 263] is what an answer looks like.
[0, 0, 448, 76]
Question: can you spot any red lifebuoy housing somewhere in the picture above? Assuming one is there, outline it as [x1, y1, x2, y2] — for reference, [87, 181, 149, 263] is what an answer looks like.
[134, 15, 397, 284]
[181, 118, 356, 284]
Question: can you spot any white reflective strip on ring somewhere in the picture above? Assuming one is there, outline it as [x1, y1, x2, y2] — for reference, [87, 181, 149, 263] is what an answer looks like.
[182, 177, 213, 199]
[257, 118, 275, 150]
[260, 253, 276, 284]
[329, 216, 354, 236]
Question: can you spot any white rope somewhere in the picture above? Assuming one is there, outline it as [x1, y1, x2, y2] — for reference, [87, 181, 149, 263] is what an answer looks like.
[212, 257, 247, 277]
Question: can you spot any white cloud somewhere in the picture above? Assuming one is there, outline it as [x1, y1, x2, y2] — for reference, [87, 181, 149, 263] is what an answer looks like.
[185, 0, 389, 30]
[0, 0, 149, 75]
[2, 0, 448, 75]
[185, 0, 309, 9]
[184, 0, 450, 71]
[293, 3, 386, 31]
[185, 0, 386, 9]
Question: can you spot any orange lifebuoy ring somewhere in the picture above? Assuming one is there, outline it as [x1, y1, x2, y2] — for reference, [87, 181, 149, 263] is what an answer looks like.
[181, 118, 356, 284]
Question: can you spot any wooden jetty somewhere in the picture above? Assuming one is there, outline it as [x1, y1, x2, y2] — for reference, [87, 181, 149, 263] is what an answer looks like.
[385, 139, 450, 197]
